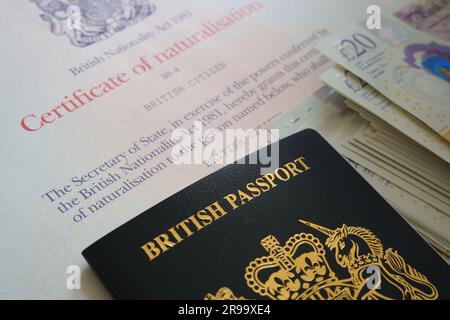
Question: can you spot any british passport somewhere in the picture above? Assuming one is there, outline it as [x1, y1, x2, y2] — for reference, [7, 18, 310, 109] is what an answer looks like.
[82, 129, 450, 299]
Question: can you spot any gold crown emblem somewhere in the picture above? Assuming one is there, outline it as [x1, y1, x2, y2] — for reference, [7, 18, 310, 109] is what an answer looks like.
[244, 232, 338, 300]
[205, 219, 439, 300]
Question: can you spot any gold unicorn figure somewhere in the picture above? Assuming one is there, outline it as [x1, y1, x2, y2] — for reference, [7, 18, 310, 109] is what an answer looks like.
[299, 220, 438, 300]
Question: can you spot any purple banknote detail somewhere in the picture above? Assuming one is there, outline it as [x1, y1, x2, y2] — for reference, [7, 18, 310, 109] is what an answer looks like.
[394, 0, 450, 41]
[404, 42, 450, 82]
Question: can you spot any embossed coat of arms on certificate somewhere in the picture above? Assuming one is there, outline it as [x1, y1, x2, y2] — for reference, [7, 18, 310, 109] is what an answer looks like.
[31, 0, 156, 47]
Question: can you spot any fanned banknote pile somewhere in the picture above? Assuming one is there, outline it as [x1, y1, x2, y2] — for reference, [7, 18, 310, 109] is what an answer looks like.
[271, 0, 450, 261]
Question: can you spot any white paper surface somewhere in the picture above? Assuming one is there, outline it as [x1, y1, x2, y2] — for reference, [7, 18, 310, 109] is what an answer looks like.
[0, 0, 387, 299]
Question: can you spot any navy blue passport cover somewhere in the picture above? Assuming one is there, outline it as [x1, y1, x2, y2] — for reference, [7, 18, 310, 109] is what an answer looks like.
[82, 129, 450, 300]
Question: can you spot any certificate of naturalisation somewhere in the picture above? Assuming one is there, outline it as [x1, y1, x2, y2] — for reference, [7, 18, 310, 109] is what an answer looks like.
[0, 0, 387, 298]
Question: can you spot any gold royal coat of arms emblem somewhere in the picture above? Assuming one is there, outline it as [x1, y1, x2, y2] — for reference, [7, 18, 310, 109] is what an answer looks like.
[206, 219, 438, 300]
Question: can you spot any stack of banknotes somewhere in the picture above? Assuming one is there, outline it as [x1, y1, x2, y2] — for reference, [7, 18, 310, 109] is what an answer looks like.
[271, 0, 450, 262]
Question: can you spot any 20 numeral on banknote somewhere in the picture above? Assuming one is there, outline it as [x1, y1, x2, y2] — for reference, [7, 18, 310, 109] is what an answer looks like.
[340, 33, 377, 62]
